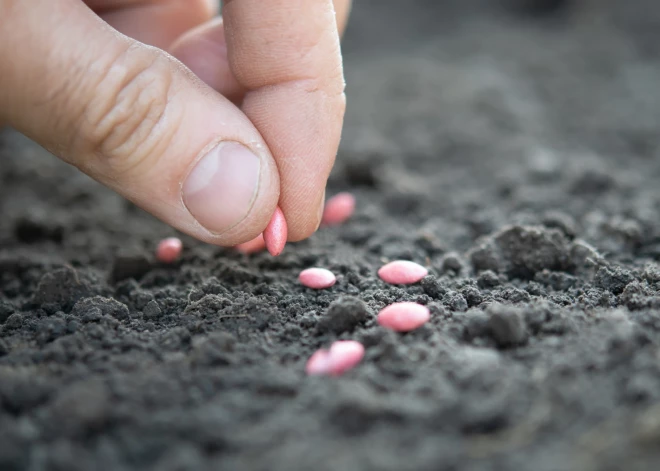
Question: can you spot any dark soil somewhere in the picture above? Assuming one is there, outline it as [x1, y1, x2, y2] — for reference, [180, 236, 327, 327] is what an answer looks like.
[3, 1, 660, 469]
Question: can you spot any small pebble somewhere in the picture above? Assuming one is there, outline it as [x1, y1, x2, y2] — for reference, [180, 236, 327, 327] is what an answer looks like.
[322, 192, 356, 226]
[487, 304, 528, 347]
[378, 260, 428, 285]
[316, 296, 370, 334]
[377, 302, 430, 332]
[306, 340, 365, 376]
[235, 234, 266, 254]
[299, 268, 337, 289]
[156, 237, 182, 263]
[264, 206, 287, 256]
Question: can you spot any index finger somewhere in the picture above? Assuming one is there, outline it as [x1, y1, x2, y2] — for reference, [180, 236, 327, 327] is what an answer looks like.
[222, 0, 347, 241]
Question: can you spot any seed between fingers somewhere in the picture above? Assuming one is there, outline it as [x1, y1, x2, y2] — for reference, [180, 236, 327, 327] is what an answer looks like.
[263, 206, 287, 256]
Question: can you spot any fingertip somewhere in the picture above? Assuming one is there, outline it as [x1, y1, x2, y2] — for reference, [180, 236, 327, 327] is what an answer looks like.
[169, 18, 246, 103]
[96, 0, 216, 49]
[283, 186, 328, 242]
[334, 0, 352, 36]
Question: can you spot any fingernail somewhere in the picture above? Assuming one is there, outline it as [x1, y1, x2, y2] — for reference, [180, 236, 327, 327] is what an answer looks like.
[182, 142, 260, 234]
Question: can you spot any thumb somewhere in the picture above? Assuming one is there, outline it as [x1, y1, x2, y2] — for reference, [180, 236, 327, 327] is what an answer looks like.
[0, 0, 280, 246]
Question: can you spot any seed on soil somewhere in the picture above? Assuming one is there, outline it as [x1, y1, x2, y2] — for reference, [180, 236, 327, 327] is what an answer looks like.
[377, 302, 430, 332]
[235, 234, 266, 254]
[378, 260, 428, 285]
[264, 207, 287, 256]
[321, 192, 356, 226]
[306, 349, 332, 375]
[156, 237, 182, 263]
[328, 341, 365, 375]
[299, 268, 337, 289]
[306, 340, 365, 376]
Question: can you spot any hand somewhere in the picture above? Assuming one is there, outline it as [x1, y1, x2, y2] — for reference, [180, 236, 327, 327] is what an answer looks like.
[0, 0, 351, 245]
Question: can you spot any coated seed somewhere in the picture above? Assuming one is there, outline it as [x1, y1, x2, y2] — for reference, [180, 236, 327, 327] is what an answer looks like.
[377, 302, 430, 332]
[264, 207, 287, 256]
[299, 268, 336, 289]
[306, 340, 365, 376]
[322, 192, 356, 226]
[378, 260, 428, 285]
[156, 237, 182, 263]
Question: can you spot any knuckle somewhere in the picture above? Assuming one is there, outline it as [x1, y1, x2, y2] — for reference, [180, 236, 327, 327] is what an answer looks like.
[75, 46, 178, 175]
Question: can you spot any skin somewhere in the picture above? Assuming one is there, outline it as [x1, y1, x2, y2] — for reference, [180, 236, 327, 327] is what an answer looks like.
[0, 0, 352, 246]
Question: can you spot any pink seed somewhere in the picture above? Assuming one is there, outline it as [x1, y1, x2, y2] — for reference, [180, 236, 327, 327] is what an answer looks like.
[299, 268, 336, 289]
[378, 260, 428, 285]
[305, 349, 333, 376]
[235, 234, 266, 254]
[321, 192, 356, 226]
[327, 340, 365, 375]
[377, 302, 430, 332]
[156, 237, 182, 263]
[306, 340, 365, 376]
[263, 206, 287, 256]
